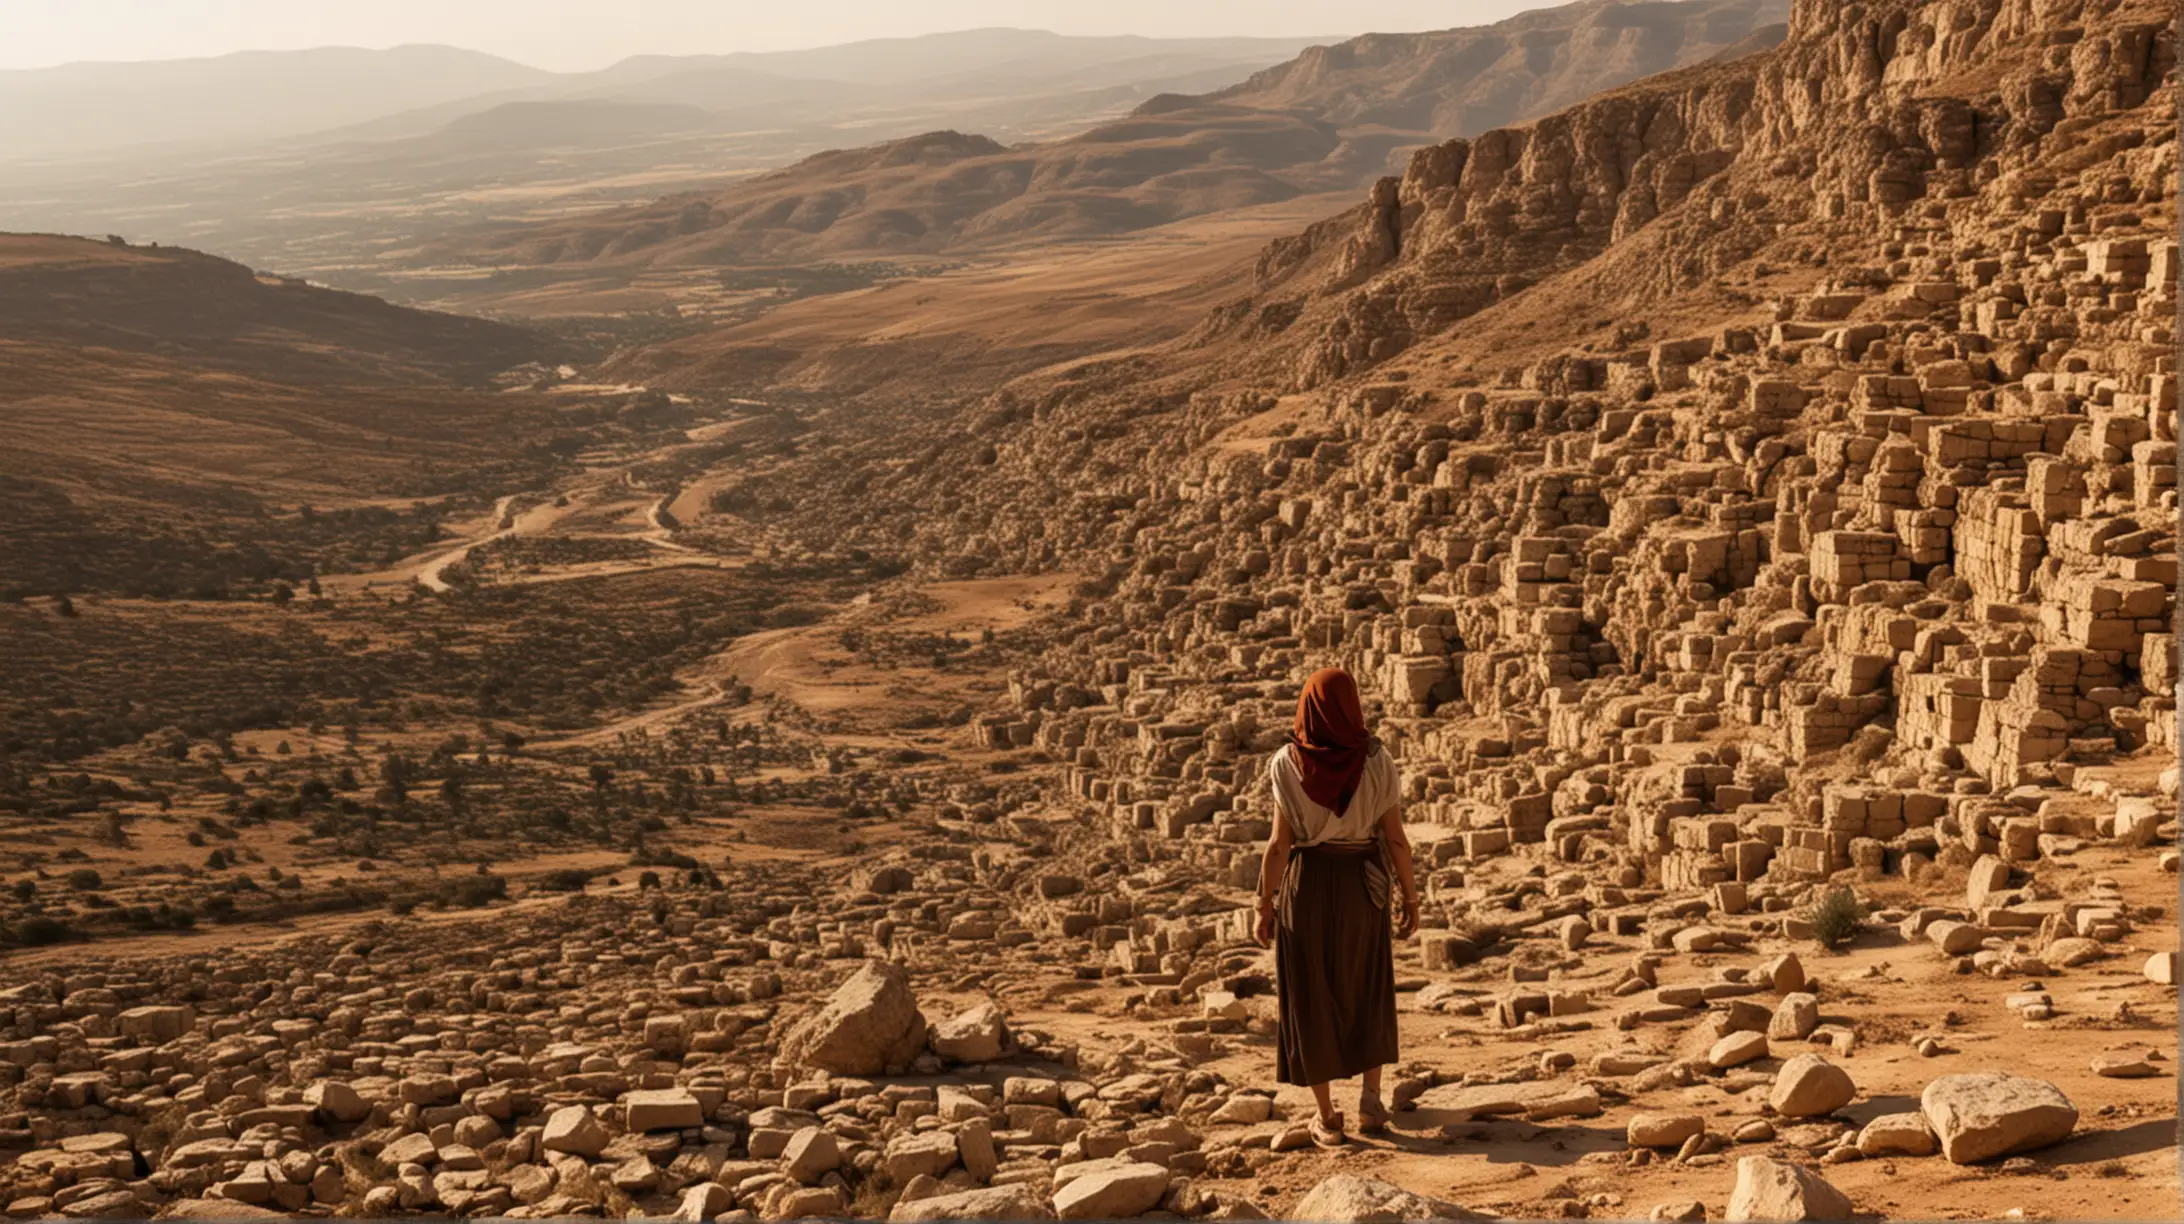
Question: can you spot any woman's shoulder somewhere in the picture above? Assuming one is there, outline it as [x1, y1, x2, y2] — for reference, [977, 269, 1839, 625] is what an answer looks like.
[1367, 743, 1398, 779]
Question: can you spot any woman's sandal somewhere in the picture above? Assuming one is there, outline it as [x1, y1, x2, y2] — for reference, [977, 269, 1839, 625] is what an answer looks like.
[1357, 1090, 1391, 1134]
[1310, 1111, 1347, 1148]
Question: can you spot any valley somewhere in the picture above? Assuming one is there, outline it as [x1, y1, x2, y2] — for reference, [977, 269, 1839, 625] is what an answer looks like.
[0, 1, 2177, 1222]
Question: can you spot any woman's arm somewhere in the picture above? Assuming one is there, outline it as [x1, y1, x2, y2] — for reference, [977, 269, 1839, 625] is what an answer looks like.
[1254, 813, 1292, 946]
[1379, 804, 1419, 939]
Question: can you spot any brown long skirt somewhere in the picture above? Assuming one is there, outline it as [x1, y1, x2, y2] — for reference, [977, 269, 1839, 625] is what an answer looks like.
[1275, 842, 1398, 1085]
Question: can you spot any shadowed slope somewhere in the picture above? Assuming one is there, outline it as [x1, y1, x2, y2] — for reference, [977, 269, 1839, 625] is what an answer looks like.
[0, 236, 571, 598]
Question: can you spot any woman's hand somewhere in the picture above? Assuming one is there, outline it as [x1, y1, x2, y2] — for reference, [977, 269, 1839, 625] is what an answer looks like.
[1254, 902, 1276, 948]
[1379, 806, 1420, 942]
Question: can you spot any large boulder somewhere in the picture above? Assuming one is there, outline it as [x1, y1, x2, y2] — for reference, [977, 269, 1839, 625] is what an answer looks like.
[1052, 1160, 1170, 1220]
[891, 1184, 1056, 1222]
[782, 960, 927, 1075]
[1286, 1173, 1493, 1221]
[1769, 1055, 1854, 1118]
[1920, 1073, 2077, 1164]
[541, 1106, 608, 1158]
[929, 1001, 1009, 1063]
[1725, 1156, 1854, 1221]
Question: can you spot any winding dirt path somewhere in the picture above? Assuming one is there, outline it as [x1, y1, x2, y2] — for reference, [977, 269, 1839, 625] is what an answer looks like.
[543, 680, 732, 750]
[411, 493, 522, 592]
[331, 401, 756, 594]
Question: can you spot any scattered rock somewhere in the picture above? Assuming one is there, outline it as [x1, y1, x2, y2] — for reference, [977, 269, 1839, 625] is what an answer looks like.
[1051, 1160, 1170, 1220]
[1287, 1174, 1492, 1221]
[1769, 1055, 1855, 1119]
[783, 1127, 841, 1182]
[624, 1087, 703, 1132]
[1768, 994, 1819, 1042]
[783, 960, 929, 1075]
[929, 1001, 1009, 1063]
[1212, 1094, 1274, 1125]
[1629, 1114, 1706, 1148]
[540, 1105, 608, 1157]
[890, 1184, 1056, 1222]
[303, 1079, 370, 1123]
[1856, 1113, 1937, 1157]
[2089, 1053, 2160, 1079]
[1709, 1031, 1771, 1070]
[1725, 1155, 1854, 1221]
[1920, 1073, 2078, 1164]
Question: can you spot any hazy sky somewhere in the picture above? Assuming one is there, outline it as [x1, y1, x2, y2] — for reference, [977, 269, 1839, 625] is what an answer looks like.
[3, 1, 1551, 72]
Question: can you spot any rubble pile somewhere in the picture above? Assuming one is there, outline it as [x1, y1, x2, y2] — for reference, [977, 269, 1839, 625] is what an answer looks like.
[0, 868, 1323, 1221]
[978, 0, 2180, 1033]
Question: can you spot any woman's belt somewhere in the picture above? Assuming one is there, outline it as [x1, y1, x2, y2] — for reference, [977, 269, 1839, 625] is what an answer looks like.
[1292, 840, 1378, 858]
[1278, 839, 1390, 922]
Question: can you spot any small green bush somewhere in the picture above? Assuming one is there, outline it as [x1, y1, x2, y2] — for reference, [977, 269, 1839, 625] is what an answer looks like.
[1809, 886, 1866, 950]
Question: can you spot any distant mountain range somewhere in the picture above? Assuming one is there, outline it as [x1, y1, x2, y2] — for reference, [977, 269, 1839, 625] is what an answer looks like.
[0, 30, 1322, 163]
[421, 0, 1792, 273]
[0, 4, 1791, 287]
[0, 45, 551, 159]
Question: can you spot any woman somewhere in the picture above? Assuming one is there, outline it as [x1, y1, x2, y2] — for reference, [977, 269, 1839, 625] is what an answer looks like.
[1254, 667, 1419, 1146]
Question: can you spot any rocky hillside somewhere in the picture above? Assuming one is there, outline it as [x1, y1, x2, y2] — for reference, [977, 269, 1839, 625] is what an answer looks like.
[1183, 0, 2177, 394]
[422, 0, 1789, 271]
[686, 0, 2180, 886]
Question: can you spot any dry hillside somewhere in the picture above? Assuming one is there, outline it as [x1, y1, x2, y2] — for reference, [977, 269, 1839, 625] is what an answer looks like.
[1197, 0, 1790, 156]
[417, 0, 1790, 272]
[0, 235, 583, 598]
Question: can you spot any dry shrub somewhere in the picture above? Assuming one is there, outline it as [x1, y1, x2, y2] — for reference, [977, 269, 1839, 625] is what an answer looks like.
[1807, 886, 1866, 950]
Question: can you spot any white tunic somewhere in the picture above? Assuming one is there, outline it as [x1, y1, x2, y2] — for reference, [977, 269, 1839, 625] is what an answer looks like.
[1267, 742, 1399, 846]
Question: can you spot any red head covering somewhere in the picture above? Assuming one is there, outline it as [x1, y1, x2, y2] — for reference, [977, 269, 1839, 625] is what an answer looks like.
[1291, 667, 1373, 814]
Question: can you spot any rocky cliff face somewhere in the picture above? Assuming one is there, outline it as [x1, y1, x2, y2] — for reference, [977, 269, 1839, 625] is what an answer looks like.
[1214, 0, 2176, 388]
